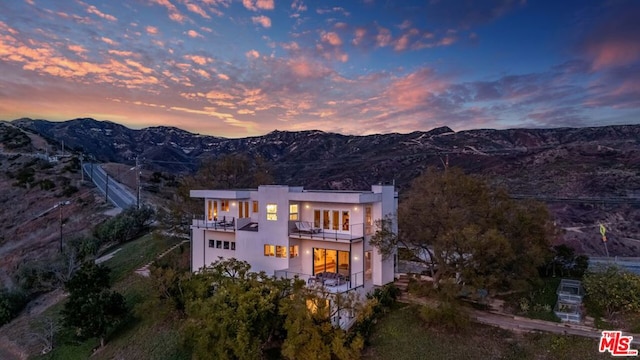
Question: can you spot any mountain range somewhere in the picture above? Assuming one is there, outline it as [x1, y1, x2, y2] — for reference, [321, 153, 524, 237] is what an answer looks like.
[6, 117, 640, 256]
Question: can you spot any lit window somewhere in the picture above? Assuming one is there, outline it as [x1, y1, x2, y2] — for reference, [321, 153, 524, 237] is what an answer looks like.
[207, 200, 213, 221]
[342, 211, 350, 231]
[276, 246, 287, 258]
[253, 201, 259, 213]
[221, 200, 229, 212]
[266, 204, 277, 221]
[289, 245, 299, 258]
[289, 204, 299, 220]
[264, 244, 275, 256]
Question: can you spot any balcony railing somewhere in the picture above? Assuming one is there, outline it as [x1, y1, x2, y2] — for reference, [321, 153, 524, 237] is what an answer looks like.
[288, 221, 365, 242]
[192, 215, 236, 232]
[274, 269, 364, 294]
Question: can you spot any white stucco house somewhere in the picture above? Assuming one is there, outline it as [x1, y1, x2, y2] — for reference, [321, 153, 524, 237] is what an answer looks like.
[189, 184, 398, 297]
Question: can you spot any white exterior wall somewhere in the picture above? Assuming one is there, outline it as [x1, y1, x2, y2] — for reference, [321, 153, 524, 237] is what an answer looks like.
[190, 185, 397, 288]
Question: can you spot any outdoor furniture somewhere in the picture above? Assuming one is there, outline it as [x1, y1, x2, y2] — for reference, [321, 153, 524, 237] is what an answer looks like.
[316, 272, 344, 286]
[295, 221, 322, 233]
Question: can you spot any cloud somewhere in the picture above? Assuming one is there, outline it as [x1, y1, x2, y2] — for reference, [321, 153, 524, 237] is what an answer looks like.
[218, 73, 230, 80]
[85, 5, 117, 22]
[100, 37, 117, 45]
[185, 2, 211, 19]
[321, 31, 342, 46]
[246, 49, 260, 59]
[252, 15, 272, 28]
[187, 30, 202, 38]
[184, 54, 212, 65]
[149, 0, 186, 22]
[67, 44, 87, 55]
[146, 26, 159, 35]
[243, 0, 274, 11]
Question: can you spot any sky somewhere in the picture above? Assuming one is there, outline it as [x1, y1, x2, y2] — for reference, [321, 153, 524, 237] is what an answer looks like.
[0, 0, 639, 137]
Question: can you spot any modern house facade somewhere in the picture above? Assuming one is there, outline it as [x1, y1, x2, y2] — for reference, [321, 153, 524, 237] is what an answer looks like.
[190, 184, 398, 296]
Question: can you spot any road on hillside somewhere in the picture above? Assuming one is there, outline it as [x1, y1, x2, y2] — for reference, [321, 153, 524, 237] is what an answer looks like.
[83, 163, 136, 209]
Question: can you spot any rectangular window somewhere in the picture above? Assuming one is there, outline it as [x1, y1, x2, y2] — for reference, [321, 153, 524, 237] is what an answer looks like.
[231, 242, 236, 251]
[289, 204, 299, 221]
[208, 240, 215, 248]
[365, 206, 373, 235]
[239, 201, 243, 218]
[323, 210, 330, 229]
[276, 246, 287, 258]
[264, 244, 275, 256]
[253, 201, 259, 213]
[216, 240, 222, 249]
[365, 251, 372, 280]
[314, 210, 321, 228]
[266, 204, 277, 221]
[342, 211, 349, 231]
[207, 200, 213, 221]
[289, 245, 299, 258]
[223, 241, 230, 250]
[244, 201, 249, 218]
[332, 211, 339, 231]
[221, 200, 229, 212]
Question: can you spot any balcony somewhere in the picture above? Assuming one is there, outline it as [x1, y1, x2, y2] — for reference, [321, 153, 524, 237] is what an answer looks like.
[288, 221, 365, 243]
[275, 269, 365, 294]
[192, 215, 236, 232]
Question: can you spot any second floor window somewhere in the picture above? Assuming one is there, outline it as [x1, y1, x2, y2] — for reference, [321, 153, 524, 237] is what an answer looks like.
[266, 204, 277, 221]
[289, 204, 299, 220]
[221, 200, 230, 212]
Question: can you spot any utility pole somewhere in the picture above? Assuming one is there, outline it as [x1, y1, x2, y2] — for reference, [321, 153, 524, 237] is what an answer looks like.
[105, 173, 109, 204]
[136, 156, 141, 209]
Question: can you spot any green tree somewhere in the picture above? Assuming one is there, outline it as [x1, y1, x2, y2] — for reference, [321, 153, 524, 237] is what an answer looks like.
[61, 263, 128, 348]
[280, 282, 363, 360]
[583, 265, 640, 317]
[373, 167, 554, 297]
[182, 258, 292, 360]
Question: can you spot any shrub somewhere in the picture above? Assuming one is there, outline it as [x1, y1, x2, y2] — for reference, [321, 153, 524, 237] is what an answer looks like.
[0, 288, 28, 326]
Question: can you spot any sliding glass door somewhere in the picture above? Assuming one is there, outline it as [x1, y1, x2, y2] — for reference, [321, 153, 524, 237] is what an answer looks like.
[313, 248, 349, 276]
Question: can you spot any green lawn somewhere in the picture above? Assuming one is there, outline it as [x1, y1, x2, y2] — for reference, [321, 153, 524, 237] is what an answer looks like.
[32, 233, 189, 360]
[363, 304, 609, 360]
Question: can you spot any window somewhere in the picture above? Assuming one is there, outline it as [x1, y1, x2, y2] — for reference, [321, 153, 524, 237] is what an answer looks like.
[266, 204, 277, 221]
[264, 244, 275, 256]
[313, 248, 349, 276]
[208, 240, 215, 248]
[244, 201, 249, 218]
[314, 210, 321, 228]
[253, 201, 259, 213]
[224, 241, 230, 250]
[276, 246, 287, 258]
[332, 211, 339, 230]
[231, 242, 236, 251]
[214, 201, 218, 219]
[365, 206, 373, 235]
[365, 251, 372, 280]
[221, 200, 229, 212]
[289, 245, 299, 258]
[216, 240, 222, 249]
[239, 201, 243, 218]
[289, 204, 299, 221]
[342, 211, 350, 231]
[207, 200, 213, 221]
[323, 210, 330, 229]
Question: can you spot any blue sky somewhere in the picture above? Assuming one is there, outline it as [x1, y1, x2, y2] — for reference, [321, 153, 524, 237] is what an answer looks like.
[0, 0, 638, 137]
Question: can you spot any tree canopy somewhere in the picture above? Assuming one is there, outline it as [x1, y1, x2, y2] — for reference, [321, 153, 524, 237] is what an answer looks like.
[583, 265, 640, 317]
[374, 167, 554, 296]
[61, 262, 128, 348]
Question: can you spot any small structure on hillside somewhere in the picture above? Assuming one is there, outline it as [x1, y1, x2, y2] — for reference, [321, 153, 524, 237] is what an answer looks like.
[554, 279, 584, 323]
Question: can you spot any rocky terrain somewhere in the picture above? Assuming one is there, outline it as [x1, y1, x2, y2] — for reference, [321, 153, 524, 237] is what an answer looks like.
[5, 118, 640, 256]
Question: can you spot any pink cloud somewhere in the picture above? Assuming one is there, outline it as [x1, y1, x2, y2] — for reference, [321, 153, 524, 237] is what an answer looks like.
[101, 37, 117, 45]
[185, 2, 211, 18]
[149, 0, 185, 22]
[187, 30, 202, 38]
[243, 0, 274, 11]
[246, 49, 260, 59]
[385, 68, 449, 110]
[86, 5, 117, 22]
[252, 15, 272, 28]
[67, 44, 87, 55]
[321, 31, 342, 46]
[588, 41, 640, 71]
[184, 54, 212, 65]
[146, 26, 159, 35]
[218, 73, 230, 80]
